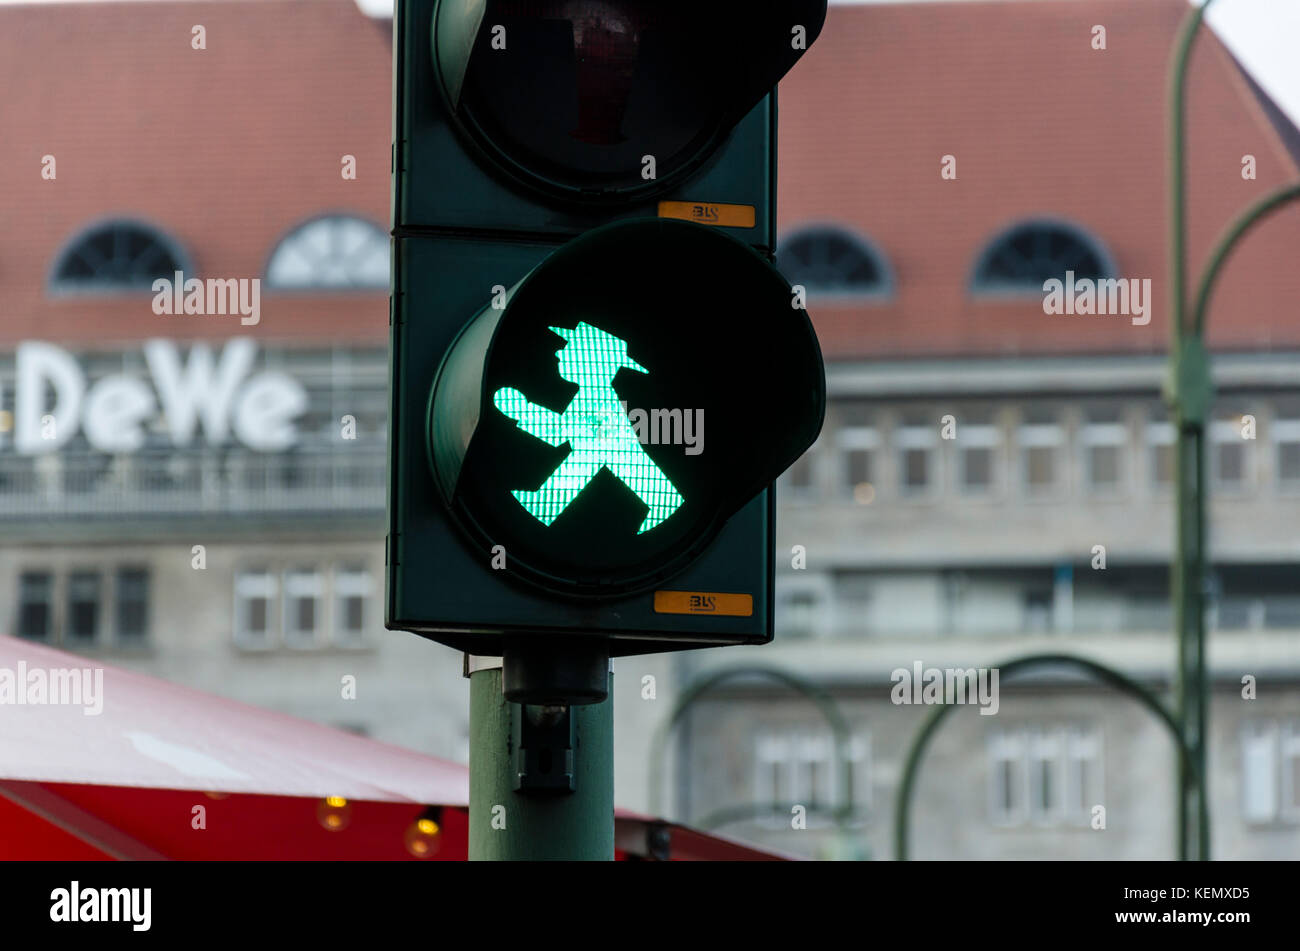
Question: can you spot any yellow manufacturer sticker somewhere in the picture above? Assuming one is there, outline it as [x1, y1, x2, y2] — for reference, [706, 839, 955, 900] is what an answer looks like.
[653, 590, 754, 617]
[657, 201, 756, 229]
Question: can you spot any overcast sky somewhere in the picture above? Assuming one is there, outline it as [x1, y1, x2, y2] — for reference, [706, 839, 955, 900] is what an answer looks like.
[4, 0, 1296, 126]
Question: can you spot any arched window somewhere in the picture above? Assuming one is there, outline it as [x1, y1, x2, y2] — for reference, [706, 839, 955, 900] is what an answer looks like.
[49, 219, 192, 293]
[265, 215, 389, 290]
[776, 226, 893, 298]
[971, 219, 1114, 294]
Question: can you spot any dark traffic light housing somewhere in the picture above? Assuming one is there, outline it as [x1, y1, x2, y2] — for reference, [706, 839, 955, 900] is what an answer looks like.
[389, 0, 828, 699]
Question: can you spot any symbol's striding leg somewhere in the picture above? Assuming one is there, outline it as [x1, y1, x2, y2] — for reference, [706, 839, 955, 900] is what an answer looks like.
[606, 448, 684, 534]
[512, 453, 602, 525]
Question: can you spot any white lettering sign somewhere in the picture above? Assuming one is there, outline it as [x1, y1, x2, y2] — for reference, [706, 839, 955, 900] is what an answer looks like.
[10, 340, 307, 455]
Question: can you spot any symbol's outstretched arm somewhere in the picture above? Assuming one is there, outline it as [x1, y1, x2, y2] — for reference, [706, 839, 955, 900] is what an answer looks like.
[493, 387, 567, 447]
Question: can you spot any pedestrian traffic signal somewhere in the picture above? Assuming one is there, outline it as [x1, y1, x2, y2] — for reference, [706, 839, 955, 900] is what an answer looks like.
[427, 217, 823, 599]
[388, 0, 827, 676]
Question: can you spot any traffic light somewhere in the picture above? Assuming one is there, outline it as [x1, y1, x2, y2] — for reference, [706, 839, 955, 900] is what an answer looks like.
[389, 0, 827, 696]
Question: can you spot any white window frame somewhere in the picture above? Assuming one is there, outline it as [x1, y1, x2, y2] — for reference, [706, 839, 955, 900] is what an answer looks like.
[781, 443, 821, 505]
[776, 574, 833, 639]
[1210, 416, 1254, 493]
[754, 734, 791, 828]
[1065, 727, 1104, 826]
[1080, 420, 1128, 497]
[895, 423, 939, 499]
[991, 726, 1100, 828]
[282, 567, 324, 649]
[956, 422, 1002, 497]
[1018, 422, 1066, 498]
[830, 571, 872, 638]
[333, 565, 373, 647]
[1241, 721, 1279, 824]
[234, 569, 278, 650]
[1147, 420, 1175, 492]
[1273, 417, 1300, 494]
[988, 731, 1029, 826]
[1281, 723, 1300, 822]
[836, 427, 880, 504]
[1028, 729, 1065, 826]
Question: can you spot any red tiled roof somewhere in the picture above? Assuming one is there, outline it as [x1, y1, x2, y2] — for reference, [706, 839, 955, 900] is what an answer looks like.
[778, 0, 1300, 359]
[0, 0, 392, 348]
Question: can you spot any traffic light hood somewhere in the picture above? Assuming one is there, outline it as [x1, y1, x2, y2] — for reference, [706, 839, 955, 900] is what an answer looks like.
[431, 0, 829, 202]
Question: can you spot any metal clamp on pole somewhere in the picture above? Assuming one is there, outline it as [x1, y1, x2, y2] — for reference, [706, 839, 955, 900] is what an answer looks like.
[513, 704, 576, 795]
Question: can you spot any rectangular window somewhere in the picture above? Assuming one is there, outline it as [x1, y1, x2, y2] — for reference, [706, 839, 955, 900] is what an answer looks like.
[1022, 590, 1053, 634]
[1147, 419, 1175, 489]
[837, 426, 879, 504]
[1274, 413, 1300, 490]
[793, 734, 832, 811]
[1019, 412, 1064, 496]
[115, 567, 150, 644]
[988, 732, 1027, 825]
[895, 419, 937, 497]
[17, 571, 54, 642]
[284, 567, 323, 648]
[832, 571, 871, 637]
[1242, 722, 1278, 823]
[755, 729, 868, 827]
[776, 575, 831, 639]
[234, 569, 277, 649]
[66, 571, 101, 645]
[1283, 724, 1300, 821]
[1066, 728, 1102, 820]
[782, 450, 816, 503]
[334, 565, 372, 646]
[755, 735, 790, 823]
[958, 414, 1001, 495]
[1028, 730, 1064, 824]
[991, 726, 1100, 828]
[1211, 412, 1252, 491]
[1082, 411, 1127, 495]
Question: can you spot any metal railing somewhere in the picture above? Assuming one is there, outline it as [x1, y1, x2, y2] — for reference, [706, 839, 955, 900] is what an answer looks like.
[0, 446, 386, 519]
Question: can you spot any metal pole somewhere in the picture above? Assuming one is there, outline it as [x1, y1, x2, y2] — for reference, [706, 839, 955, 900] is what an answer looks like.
[1168, 0, 1216, 862]
[468, 663, 614, 860]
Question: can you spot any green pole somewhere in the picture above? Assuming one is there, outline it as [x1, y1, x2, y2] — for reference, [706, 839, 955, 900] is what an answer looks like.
[468, 663, 614, 860]
[1167, 1, 1300, 861]
[1168, 0, 1217, 862]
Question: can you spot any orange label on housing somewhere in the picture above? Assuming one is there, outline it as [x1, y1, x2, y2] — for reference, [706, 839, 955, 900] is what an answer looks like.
[657, 201, 756, 229]
[653, 590, 754, 617]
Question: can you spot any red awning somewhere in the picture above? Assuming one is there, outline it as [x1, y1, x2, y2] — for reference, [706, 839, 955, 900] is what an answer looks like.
[0, 636, 789, 861]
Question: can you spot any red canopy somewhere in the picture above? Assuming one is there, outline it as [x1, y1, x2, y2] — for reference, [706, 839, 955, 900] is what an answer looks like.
[0, 636, 787, 861]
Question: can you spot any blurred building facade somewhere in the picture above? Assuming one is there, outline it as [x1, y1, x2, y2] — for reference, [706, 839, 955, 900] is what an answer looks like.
[674, 0, 1300, 860]
[4, 0, 1300, 860]
[0, 0, 477, 762]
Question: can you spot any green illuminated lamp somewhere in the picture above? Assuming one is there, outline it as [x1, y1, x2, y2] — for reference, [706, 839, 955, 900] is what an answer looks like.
[493, 322, 684, 534]
[425, 217, 824, 598]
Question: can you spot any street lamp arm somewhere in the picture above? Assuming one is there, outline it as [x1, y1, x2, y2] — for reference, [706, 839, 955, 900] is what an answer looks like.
[647, 664, 857, 829]
[893, 653, 1188, 861]
[1191, 183, 1300, 337]
[1169, 0, 1217, 341]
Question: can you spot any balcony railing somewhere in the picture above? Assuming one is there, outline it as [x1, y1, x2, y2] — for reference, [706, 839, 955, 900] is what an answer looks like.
[0, 446, 386, 519]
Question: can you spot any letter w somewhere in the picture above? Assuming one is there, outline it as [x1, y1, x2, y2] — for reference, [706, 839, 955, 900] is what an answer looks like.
[144, 339, 256, 446]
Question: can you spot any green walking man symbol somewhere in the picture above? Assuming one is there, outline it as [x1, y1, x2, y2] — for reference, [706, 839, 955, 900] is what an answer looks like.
[493, 322, 684, 535]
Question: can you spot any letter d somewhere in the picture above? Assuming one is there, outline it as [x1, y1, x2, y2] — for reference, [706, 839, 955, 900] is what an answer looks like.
[16, 342, 84, 453]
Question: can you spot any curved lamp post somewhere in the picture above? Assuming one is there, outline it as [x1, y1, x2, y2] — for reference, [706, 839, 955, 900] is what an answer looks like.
[893, 654, 1188, 861]
[1169, 0, 1300, 860]
[647, 664, 858, 836]
[894, 3, 1300, 862]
